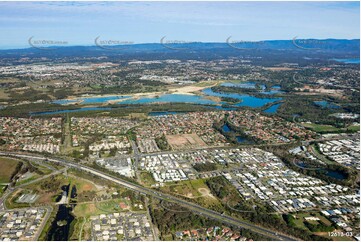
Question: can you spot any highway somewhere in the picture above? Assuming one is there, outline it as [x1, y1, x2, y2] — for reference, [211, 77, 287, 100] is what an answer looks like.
[130, 140, 141, 178]
[0, 152, 298, 241]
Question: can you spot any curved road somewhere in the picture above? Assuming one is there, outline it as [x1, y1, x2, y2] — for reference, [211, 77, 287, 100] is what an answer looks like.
[0, 152, 298, 241]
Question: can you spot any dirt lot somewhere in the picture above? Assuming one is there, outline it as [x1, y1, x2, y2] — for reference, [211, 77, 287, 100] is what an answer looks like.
[295, 86, 344, 98]
[168, 82, 217, 94]
[166, 133, 207, 150]
[68, 174, 102, 193]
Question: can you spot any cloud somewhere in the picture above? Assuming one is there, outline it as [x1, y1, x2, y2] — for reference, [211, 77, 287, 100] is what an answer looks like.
[0, 1, 358, 47]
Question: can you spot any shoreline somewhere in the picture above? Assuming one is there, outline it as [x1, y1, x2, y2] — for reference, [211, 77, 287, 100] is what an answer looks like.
[55, 82, 220, 105]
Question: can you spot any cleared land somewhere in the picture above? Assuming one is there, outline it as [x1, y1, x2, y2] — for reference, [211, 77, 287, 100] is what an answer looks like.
[161, 179, 216, 200]
[166, 133, 207, 150]
[295, 86, 344, 98]
[169, 82, 217, 94]
[68, 175, 99, 193]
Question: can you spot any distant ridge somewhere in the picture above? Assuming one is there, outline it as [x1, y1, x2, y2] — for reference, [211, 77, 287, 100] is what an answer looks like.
[1, 39, 359, 52]
[0, 39, 358, 65]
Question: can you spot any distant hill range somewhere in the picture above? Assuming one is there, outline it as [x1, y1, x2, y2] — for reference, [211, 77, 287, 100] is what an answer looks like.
[0, 39, 359, 64]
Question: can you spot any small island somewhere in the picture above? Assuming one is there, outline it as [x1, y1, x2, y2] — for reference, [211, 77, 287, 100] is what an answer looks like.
[220, 96, 242, 104]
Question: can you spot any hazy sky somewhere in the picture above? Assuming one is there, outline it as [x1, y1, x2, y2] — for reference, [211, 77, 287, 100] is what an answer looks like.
[0, 1, 359, 49]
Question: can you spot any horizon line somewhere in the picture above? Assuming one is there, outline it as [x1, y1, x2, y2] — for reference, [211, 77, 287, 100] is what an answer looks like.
[1, 37, 360, 51]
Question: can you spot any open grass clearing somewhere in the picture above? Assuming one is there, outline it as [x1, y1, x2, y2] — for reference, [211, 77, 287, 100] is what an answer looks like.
[161, 179, 216, 200]
[292, 212, 332, 231]
[0, 157, 21, 183]
[73, 198, 131, 217]
[302, 123, 360, 133]
[139, 171, 156, 187]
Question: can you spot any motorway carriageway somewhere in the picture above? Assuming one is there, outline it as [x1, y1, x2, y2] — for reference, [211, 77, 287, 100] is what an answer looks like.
[0, 152, 298, 241]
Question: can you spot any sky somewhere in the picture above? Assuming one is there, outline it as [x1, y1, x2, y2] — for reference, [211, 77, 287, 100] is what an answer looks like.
[0, 1, 359, 49]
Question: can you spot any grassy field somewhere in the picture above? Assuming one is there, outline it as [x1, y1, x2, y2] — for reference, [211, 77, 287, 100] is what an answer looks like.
[160, 179, 222, 209]
[73, 203, 99, 217]
[15, 174, 39, 186]
[138, 171, 156, 187]
[68, 175, 98, 194]
[301, 123, 340, 133]
[161, 179, 210, 198]
[36, 163, 53, 175]
[292, 212, 332, 231]
[347, 125, 360, 132]
[194, 80, 222, 87]
[302, 123, 360, 133]
[0, 157, 21, 183]
[73, 198, 130, 217]
[0, 89, 9, 99]
[309, 145, 334, 165]
[97, 199, 130, 212]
